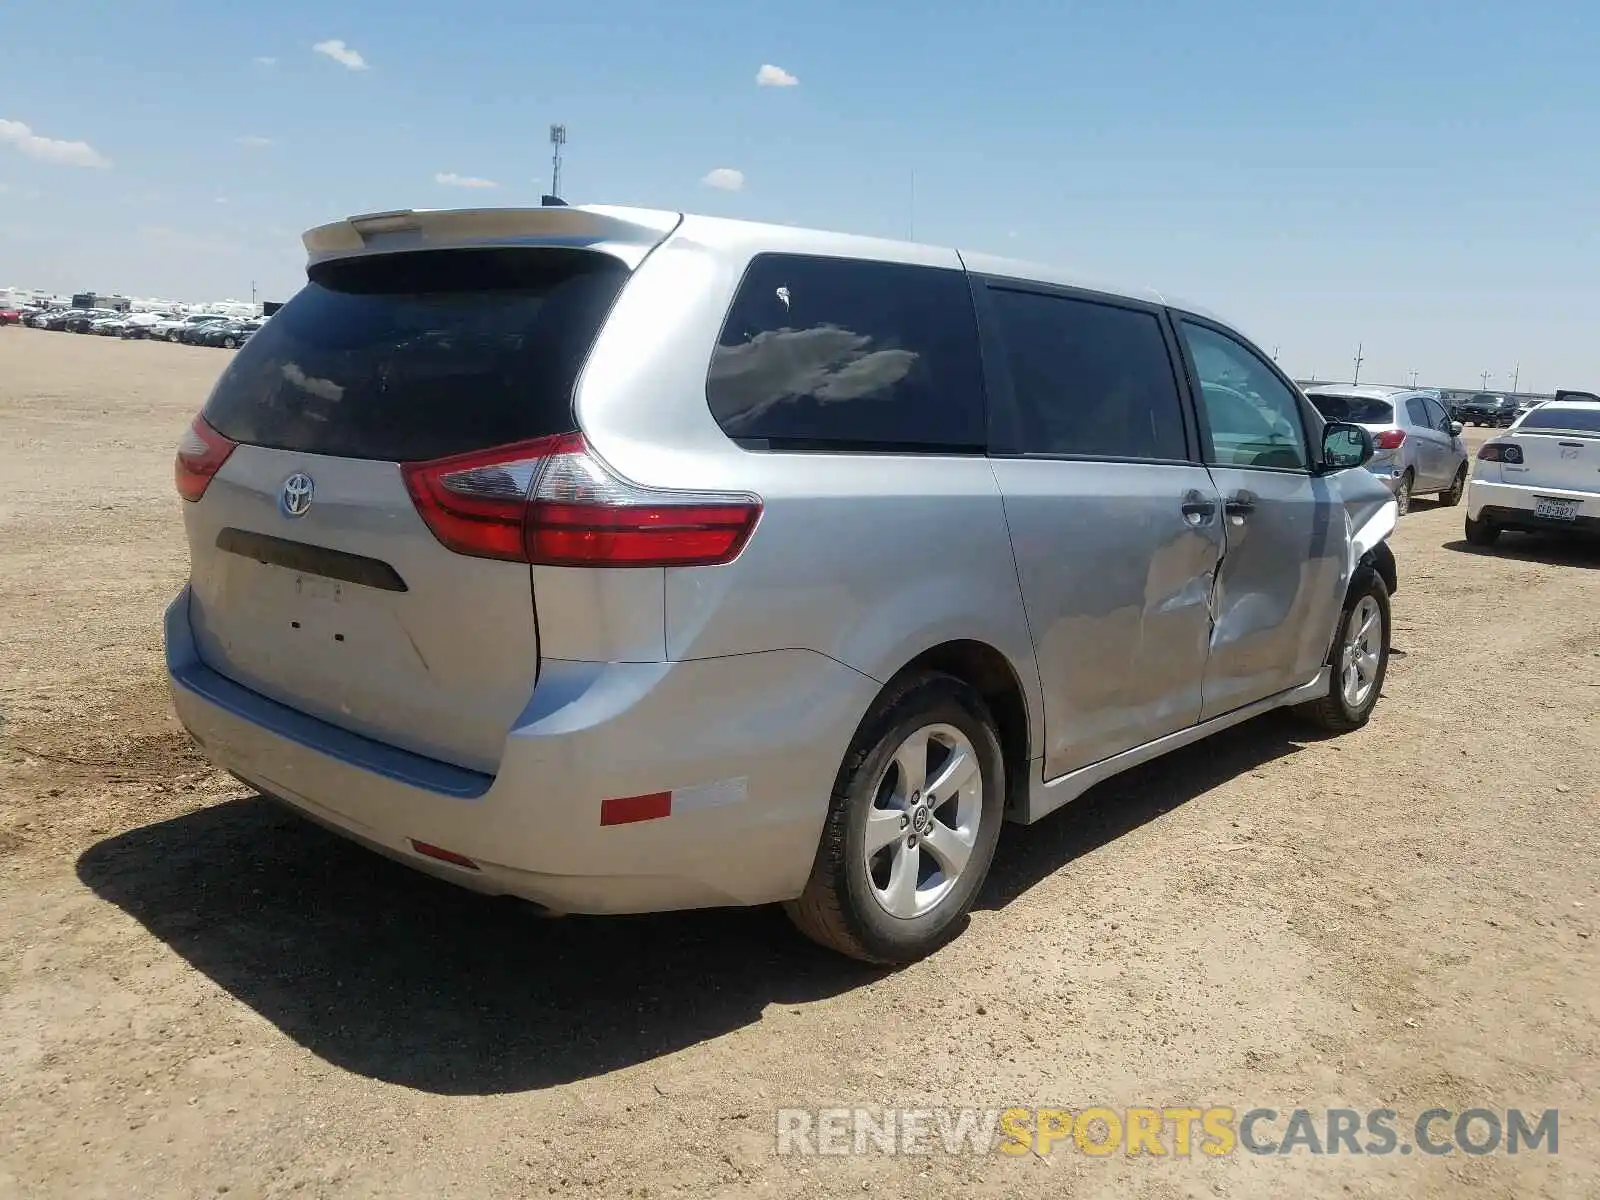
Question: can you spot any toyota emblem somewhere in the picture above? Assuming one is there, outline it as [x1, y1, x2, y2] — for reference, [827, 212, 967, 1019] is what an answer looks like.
[279, 472, 315, 518]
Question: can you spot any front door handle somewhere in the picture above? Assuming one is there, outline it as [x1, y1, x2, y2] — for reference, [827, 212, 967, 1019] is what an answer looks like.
[1224, 490, 1256, 523]
[1180, 490, 1217, 527]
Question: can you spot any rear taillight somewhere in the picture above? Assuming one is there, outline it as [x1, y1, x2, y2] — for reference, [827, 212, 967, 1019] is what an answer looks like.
[1373, 429, 1406, 451]
[174, 415, 237, 502]
[1478, 442, 1523, 464]
[401, 434, 763, 568]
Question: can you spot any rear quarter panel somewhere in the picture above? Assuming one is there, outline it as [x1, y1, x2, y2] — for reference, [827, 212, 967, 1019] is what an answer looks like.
[572, 220, 1045, 757]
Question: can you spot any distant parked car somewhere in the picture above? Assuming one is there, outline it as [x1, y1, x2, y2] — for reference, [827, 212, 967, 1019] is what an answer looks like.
[197, 319, 262, 348]
[121, 312, 178, 339]
[1466, 396, 1600, 545]
[91, 316, 128, 336]
[0, 308, 21, 326]
[1457, 393, 1518, 427]
[1302, 385, 1469, 514]
[65, 309, 121, 334]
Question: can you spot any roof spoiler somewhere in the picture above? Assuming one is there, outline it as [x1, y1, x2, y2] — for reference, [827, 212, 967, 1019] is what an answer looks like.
[301, 205, 681, 270]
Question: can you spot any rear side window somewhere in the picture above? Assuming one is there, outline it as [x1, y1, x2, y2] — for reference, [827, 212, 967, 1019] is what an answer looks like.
[984, 287, 1188, 461]
[706, 253, 985, 453]
[202, 248, 627, 462]
[1406, 397, 1431, 425]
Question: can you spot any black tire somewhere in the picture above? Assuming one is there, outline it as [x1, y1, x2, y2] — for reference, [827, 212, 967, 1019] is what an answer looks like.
[785, 672, 1006, 964]
[223, 337, 236, 349]
[1295, 567, 1391, 734]
[1394, 470, 1413, 516]
[1464, 514, 1500, 546]
[1440, 465, 1467, 507]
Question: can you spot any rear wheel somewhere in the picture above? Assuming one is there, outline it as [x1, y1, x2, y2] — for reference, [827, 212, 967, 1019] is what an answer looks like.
[1394, 470, 1413, 516]
[1464, 514, 1500, 546]
[1440, 465, 1467, 507]
[1296, 568, 1390, 733]
[785, 672, 1005, 964]
[223, 337, 236, 349]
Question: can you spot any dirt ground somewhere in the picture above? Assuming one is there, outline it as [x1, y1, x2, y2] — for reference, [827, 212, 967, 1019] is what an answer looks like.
[1, 327, 1596, 1200]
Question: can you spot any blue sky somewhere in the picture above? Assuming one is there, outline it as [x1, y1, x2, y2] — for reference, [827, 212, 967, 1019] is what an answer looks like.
[2, 0, 1597, 391]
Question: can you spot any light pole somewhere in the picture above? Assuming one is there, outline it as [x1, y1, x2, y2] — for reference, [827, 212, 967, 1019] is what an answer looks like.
[1352, 342, 1364, 385]
[1408, 369, 1418, 387]
[1511, 363, 1520, 394]
[1481, 371, 1492, 391]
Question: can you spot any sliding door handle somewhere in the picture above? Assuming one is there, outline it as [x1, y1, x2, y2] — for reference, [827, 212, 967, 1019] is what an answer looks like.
[1180, 490, 1217, 526]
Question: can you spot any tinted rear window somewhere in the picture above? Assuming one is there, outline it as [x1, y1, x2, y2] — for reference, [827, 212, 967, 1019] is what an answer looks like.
[202, 248, 627, 461]
[1518, 407, 1600, 434]
[706, 253, 985, 453]
[1309, 394, 1395, 423]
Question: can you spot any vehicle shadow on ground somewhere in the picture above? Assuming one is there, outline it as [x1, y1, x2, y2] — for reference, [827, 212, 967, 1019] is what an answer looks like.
[77, 712, 1315, 1096]
[1443, 535, 1600, 570]
[77, 798, 883, 1095]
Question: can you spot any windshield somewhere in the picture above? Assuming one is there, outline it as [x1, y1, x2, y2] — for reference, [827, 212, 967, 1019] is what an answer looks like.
[1310, 395, 1395, 423]
[1518, 407, 1600, 434]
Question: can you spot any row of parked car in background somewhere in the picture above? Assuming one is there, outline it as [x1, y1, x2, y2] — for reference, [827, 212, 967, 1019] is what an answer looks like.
[1, 306, 264, 348]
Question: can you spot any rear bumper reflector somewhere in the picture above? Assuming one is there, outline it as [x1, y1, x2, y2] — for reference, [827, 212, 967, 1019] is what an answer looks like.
[600, 792, 673, 826]
[409, 840, 481, 870]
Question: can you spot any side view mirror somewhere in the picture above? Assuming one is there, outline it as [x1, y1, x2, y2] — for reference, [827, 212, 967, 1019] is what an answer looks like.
[1319, 422, 1372, 472]
[1449, 420, 1464, 436]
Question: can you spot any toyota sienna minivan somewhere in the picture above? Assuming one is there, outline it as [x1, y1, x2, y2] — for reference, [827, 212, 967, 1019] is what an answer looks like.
[166, 204, 1399, 963]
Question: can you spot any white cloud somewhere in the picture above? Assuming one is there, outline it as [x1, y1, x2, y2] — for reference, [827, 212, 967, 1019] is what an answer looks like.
[237, 135, 274, 148]
[0, 119, 110, 168]
[434, 172, 497, 188]
[756, 63, 798, 87]
[313, 40, 368, 70]
[254, 56, 278, 67]
[701, 167, 745, 191]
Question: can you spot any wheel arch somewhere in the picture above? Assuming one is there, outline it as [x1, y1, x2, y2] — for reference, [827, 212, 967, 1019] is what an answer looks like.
[871, 639, 1035, 818]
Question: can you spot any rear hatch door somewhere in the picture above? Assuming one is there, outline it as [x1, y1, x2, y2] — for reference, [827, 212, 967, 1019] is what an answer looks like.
[183, 234, 655, 772]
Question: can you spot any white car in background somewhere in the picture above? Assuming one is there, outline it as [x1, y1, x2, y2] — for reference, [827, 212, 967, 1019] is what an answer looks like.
[150, 313, 229, 342]
[1465, 393, 1600, 545]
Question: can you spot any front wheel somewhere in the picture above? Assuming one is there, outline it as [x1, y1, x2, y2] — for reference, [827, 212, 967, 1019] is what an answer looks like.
[1393, 470, 1413, 516]
[1296, 569, 1390, 733]
[1440, 465, 1467, 507]
[785, 672, 1006, 964]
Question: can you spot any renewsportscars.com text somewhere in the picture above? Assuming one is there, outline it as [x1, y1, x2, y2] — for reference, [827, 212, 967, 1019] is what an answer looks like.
[775, 1105, 1559, 1158]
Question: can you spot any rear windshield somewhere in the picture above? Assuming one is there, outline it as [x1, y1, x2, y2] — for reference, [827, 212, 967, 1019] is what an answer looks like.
[1518, 407, 1600, 434]
[1309, 394, 1394, 423]
[202, 247, 626, 461]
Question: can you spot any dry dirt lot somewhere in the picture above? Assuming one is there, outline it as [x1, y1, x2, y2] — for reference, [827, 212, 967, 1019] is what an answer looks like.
[1, 328, 1597, 1200]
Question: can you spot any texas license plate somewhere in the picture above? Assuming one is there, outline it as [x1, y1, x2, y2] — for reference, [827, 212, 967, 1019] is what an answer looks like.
[1534, 498, 1579, 521]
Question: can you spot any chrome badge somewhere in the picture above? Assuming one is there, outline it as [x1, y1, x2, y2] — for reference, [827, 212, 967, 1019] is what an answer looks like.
[279, 472, 315, 518]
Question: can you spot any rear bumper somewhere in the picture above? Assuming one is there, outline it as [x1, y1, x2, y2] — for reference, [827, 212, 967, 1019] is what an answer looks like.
[165, 587, 878, 914]
[1466, 480, 1600, 532]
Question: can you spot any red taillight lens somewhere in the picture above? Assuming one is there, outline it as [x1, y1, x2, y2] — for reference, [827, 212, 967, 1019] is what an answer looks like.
[400, 435, 567, 561]
[1373, 429, 1406, 450]
[174, 415, 237, 502]
[1478, 442, 1523, 463]
[401, 434, 763, 568]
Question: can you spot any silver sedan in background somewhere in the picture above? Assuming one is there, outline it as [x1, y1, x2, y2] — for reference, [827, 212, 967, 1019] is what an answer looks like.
[1302, 385, 1469, 514]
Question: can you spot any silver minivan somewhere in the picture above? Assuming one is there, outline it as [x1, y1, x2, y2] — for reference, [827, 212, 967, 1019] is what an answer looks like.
[166, 204, 1399, 963]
